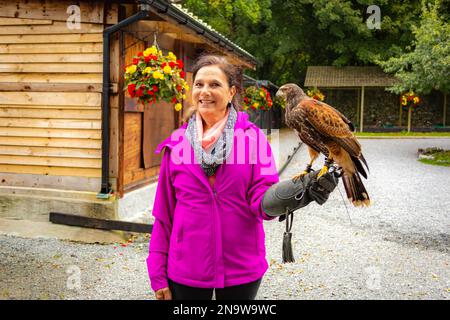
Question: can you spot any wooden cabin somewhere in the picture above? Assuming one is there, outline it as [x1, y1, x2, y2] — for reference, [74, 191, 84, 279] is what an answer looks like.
[0, 0, 257, 225]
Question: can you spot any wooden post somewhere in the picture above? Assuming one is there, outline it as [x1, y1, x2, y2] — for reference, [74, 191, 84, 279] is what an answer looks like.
[356, 88, 360, 128]
[407, 107, 412, 133]
[443, 92, 447, 127]
[360, 86, 365, 132]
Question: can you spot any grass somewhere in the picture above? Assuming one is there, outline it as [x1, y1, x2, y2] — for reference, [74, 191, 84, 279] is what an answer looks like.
[355, 131, 450, 137]
[419, 150, 450, 167]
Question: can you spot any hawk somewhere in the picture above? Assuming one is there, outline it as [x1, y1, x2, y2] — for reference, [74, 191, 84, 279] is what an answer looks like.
[276, 83, 370, 207]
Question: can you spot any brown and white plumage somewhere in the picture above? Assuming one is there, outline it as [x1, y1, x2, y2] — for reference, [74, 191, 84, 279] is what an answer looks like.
[276, 83, 370, 207]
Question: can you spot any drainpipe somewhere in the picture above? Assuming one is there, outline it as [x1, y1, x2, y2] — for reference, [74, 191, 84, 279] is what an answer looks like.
[97, 7, 150, 199]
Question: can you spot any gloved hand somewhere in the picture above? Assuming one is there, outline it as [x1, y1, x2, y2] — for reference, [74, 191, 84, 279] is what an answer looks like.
[308, 169, 339, 205]
[262, 169, 339, 220]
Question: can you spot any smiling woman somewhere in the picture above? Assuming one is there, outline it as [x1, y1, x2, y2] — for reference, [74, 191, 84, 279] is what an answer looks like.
[146, 54, 338, 301]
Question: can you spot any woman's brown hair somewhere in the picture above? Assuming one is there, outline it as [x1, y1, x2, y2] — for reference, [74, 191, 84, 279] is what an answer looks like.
[183, 54, 242, 122]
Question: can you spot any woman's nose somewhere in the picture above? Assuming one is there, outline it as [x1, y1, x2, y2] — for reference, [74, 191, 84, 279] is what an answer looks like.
[200, 85, 211, 95]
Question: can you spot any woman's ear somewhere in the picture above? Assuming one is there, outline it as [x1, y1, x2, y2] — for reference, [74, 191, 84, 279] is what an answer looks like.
[229, 86, 236, 101]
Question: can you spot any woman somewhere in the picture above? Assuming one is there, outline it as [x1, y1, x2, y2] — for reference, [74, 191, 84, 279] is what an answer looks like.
[146, 55, 338, 300]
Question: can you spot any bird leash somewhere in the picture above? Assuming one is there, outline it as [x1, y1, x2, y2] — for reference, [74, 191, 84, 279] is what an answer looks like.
[328, 165, 353, 226]
[282, 208, 295, 263]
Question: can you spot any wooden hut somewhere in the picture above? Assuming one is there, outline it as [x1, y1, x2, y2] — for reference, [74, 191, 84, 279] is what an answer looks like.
[304, 66, 399, 132]
[0, 0, 257, 226]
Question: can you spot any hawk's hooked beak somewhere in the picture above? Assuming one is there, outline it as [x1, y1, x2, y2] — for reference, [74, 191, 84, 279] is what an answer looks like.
[275, 89, 283, 98]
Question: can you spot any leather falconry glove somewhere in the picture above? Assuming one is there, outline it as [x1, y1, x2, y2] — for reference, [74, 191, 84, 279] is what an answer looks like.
[262, 168, 339, 263]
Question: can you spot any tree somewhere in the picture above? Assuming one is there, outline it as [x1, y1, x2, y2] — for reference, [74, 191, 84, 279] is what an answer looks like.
[378, 0, 450, 95]
[378, 0, 450, 127]
[179, 0, 425, 85]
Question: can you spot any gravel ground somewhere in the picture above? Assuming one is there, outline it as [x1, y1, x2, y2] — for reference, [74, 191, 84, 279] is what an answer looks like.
[0, 136, 449, 300]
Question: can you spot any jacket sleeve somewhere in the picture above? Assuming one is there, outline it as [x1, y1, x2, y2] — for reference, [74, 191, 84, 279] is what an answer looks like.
[146, 148, 176, 292]
[247, 127, 280, 220]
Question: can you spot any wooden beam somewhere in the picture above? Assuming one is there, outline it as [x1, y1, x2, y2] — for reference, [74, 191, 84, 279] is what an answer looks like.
[0, 82, 117, 93]
[49, 212, 153, 233]
[360, 86, 365, 132]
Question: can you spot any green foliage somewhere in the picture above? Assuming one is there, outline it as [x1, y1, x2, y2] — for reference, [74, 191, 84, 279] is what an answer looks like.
[378, 0, 450, 95]
[179, 0, 446, 88]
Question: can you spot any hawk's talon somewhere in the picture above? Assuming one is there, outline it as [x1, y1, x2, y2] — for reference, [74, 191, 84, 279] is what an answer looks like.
[317, 165, 329, 178]
[291, 171, 308, 182]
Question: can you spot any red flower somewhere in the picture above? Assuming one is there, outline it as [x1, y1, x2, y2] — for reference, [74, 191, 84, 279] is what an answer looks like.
[176, 85, 182, 92]
[147, 90, 154, 96]
[136, 88, 144, 97]
[180, 71, 185, 79]
[133, 58, 140, 65]
[171, 97, 177, 103]
[161, 62, 167, 68]
[127, 83, 136, 97]
[169, 61, 176, 69]
[152, 85, 158, 92]
[176, 59, 184, 69]
[137, 52, 143, 57]
[150, 55, 158, 60]
[144, 56, 151, 63]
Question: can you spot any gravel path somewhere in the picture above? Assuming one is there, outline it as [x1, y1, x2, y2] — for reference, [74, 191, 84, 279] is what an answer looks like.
[1, 136, 449, 300]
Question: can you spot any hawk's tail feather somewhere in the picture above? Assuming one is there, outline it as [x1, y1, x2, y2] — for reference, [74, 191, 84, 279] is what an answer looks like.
[350, 155, 368, 179]
[359, 153, 370, 173]
[342, 172, 370, 207]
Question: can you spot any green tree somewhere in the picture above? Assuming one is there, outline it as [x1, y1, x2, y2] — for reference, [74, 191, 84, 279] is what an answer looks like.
[378, 0, 450, 95]
[179, 0, 425, 85]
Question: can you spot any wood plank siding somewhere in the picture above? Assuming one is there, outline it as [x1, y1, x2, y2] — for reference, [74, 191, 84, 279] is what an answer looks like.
[0, 0, 118, 192]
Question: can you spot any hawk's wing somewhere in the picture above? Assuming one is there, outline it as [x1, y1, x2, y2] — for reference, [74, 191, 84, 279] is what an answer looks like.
[296, 99, 361, 157]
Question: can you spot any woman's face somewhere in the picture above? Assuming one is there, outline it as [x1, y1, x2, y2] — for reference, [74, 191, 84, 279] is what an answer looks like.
[192, 65, 236, 118]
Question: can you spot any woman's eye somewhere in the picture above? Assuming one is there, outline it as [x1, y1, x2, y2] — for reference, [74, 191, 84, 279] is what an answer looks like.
[194, 83, 202, 87]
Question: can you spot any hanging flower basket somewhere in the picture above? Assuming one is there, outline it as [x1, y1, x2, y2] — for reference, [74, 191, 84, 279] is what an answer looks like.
[243, 86, 273, 111]
[306, 87, 325, 101]
[400, 91, 421, 109]
[123, 46, 189, 111]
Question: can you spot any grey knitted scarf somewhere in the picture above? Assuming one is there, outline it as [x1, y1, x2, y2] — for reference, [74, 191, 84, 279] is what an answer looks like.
[185, 105, 237, 177]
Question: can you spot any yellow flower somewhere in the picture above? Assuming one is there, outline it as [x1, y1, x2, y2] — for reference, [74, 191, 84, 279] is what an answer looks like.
[125, 65, 137, 74]
[167, 52, 177, 61]
[259, 91, 265, 98]
[143, 67, 151, 74]
[163, 65, 172, 74]
[413, 97, 419, 104]
[175, 103, 183, 111]
[253, 102, 259, 108]
[184, 83, 190, 92]
[143, 46, 158, 57]
[153, 70, 164, 79]
[182, 94, 187, 99]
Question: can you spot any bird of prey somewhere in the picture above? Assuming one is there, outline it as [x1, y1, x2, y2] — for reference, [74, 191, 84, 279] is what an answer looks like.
[276, 83, 370, 207]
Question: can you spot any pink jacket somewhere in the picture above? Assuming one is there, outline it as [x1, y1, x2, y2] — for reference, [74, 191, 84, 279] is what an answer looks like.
[146, 112, 279, 291]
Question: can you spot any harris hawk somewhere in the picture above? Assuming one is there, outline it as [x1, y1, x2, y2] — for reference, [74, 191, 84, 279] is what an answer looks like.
[276, 83, 370, 207]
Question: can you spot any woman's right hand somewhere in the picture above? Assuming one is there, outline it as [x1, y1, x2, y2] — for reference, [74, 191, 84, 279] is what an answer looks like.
[155, 287, 172, 300]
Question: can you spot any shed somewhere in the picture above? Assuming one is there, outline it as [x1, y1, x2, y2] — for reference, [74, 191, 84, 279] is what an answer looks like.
[0, 0, 257, 227]
[304, 66, 398, 131]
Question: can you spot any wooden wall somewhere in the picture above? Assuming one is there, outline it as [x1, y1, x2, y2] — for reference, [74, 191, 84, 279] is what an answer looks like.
[0, 0, 118, 192]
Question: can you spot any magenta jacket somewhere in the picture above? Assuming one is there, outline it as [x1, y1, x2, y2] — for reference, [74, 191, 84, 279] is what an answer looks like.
[146, 112, 279, 291]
